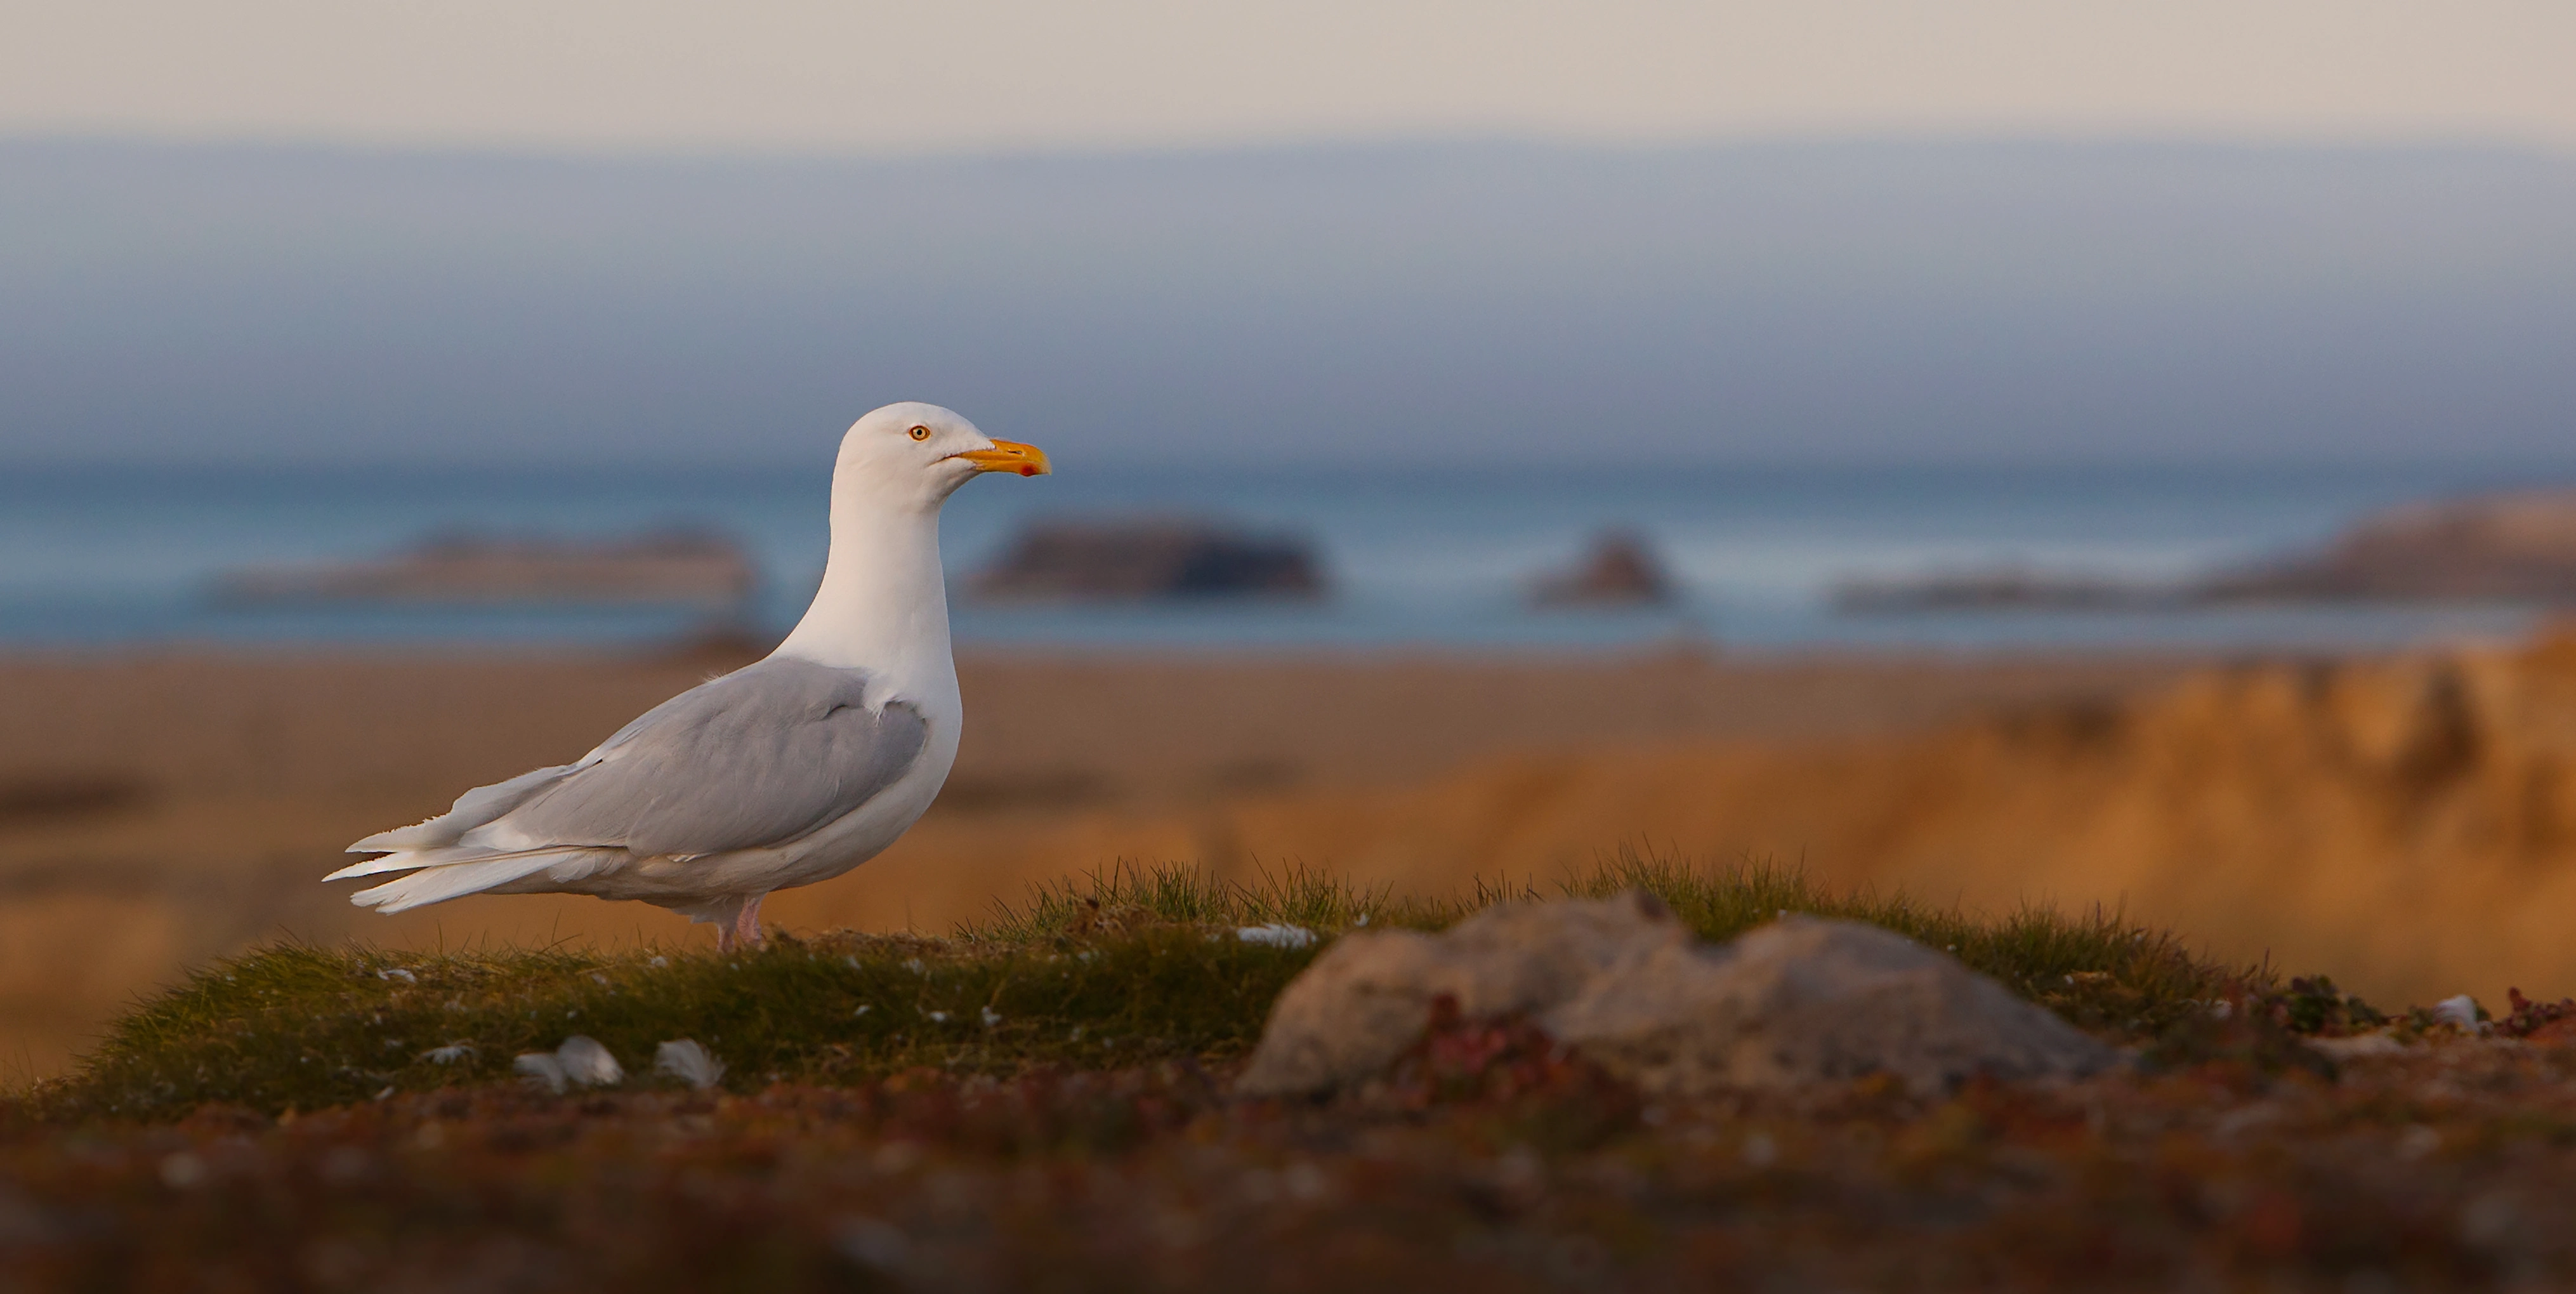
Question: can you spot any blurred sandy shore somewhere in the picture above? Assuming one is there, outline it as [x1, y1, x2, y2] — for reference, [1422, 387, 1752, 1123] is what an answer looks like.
[0, 645, 2184, 1076]
[23, 637, 2576, 1080]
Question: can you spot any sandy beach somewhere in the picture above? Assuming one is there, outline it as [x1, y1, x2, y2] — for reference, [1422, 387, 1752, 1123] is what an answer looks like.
[0, 644, 2185, 1074]
[16, 636, 2576, 1076]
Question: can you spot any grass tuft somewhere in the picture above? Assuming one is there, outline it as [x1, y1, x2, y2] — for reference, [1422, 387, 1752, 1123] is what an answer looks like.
[19, 854, 2260, 1122]
[968, 859, 1412, 943]
[1561, 847, 2249, 1036]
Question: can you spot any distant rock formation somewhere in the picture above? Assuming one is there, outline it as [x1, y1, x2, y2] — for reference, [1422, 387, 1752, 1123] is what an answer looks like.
[971, 518, 1324, 601]
[1833, 569, 2176, 613]
[1529, 531, 1674, 607]
[1237, 892, 2112, 1098]
[1839, 488, 2576, 613]
[2202, 489, 2576, 603]
[213, 529, 756, 610]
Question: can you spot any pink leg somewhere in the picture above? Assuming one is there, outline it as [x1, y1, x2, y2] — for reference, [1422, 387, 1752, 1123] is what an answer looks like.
[731, 894, 767, 950]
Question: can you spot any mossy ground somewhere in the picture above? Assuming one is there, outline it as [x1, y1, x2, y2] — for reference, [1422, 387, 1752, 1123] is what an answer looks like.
[24, 854, 2249, 1121]
[16, 857, 2576, 1292]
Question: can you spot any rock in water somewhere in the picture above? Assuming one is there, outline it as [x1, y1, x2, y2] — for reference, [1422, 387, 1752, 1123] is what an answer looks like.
[1528, 531, 1674, 607]
[1237, 893, 2113, 1097]
[213, 529, 758, 611]
[2200, 489, 2576, 603]
[971, 518, 1324, 601]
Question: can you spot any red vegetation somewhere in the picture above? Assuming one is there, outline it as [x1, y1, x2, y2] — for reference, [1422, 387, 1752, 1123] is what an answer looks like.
[13, 1029, 2576, 1290]
[1386, 995, 1632, 1111]
[2500, 988, 2576, 1042]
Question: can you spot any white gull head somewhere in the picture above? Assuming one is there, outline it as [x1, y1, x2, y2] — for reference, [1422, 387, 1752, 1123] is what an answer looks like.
[775, 402, 1049, 675]
[826, 400, 1050, 513]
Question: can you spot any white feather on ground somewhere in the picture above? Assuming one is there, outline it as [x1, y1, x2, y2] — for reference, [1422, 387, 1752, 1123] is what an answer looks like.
[1237, 923, 1318, 949]
[653, 1040, 726, 1090]
[515, 1035, 625, 1094]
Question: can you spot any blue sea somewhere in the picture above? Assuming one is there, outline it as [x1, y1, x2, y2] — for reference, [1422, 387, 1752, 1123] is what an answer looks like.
[0, 461, 2562, 655]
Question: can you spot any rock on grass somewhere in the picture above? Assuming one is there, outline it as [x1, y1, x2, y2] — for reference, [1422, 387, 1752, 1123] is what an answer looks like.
[1240, 892, 2115, 1097]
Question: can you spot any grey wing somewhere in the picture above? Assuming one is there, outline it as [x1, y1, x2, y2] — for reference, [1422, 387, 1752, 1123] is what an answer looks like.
[348, 762, 584, 853]
[497, 657, 931, 857]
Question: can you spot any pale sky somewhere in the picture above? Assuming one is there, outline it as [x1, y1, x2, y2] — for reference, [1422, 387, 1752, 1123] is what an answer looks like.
[6, 1, 2574, 154]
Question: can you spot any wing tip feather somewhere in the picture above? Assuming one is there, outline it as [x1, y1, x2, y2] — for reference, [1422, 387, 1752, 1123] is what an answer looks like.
[324, 854, 405, 882]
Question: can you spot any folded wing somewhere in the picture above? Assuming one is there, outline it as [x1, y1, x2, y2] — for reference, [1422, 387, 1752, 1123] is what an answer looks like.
[327, 657, 931, 911]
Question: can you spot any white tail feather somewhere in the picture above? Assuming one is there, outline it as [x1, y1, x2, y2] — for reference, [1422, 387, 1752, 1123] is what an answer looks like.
[348, 848, 614, 913]
[325, 842, 562, 882]
[348, 825, 428, 853]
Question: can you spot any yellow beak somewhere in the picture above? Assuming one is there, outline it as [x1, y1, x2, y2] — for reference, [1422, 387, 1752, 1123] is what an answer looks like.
[956, 439, 1051, 477]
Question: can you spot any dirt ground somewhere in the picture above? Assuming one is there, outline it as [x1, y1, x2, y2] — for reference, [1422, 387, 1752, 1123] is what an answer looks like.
[11, 1036, 2576, 1293]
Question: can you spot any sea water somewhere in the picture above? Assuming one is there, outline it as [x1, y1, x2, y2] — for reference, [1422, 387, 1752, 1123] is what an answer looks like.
[0, 461, 2558, 654]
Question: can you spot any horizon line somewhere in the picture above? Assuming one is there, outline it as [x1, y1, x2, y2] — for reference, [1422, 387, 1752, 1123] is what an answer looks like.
[8, 126, 2573, 170]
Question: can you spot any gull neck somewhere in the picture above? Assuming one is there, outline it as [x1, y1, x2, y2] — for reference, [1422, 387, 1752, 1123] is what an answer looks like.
[772, 494, 956, 694]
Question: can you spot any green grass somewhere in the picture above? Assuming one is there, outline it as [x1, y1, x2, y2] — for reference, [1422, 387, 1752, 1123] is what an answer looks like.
[20, 854, 2259, 1122]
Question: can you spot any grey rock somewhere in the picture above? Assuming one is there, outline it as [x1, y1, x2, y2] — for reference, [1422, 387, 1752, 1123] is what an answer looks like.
[1235, 891, 1685, 1097]
[513, 1052, 570, 1095]
[1528, 531, 1676, 607]
[1547, 914, 2115, 1095]
[213, 529, 757, 611]
[971, 518, 1324, 602]
[2200, 489, 2576, 604]
[1237, 892, 2115, 1098]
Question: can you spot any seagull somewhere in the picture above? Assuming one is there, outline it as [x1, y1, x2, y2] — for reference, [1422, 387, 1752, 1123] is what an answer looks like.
[324, 402, 1048, 950]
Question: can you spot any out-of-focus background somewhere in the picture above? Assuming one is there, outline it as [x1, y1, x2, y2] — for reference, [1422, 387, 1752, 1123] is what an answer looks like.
[7, 1, 2576, 1074]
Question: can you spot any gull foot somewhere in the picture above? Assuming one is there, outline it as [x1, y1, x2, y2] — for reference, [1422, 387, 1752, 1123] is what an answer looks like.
[714, 895, 768, 953]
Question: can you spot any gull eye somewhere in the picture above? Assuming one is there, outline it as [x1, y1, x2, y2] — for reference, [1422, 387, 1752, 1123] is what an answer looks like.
[909, 425, 932, 442]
